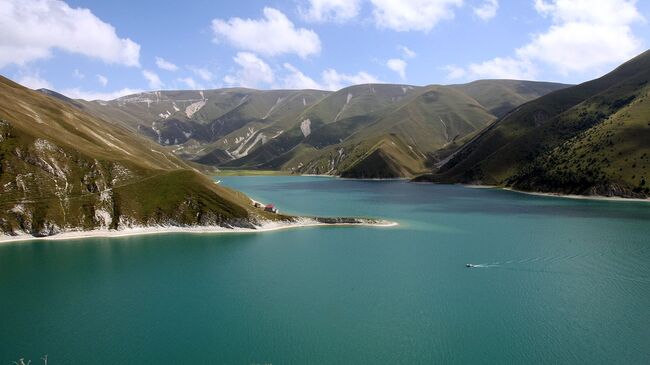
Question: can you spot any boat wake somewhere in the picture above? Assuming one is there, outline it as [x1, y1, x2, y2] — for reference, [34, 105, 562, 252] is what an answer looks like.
[467, 254, 650, 284]
[472, 253, 593, 268]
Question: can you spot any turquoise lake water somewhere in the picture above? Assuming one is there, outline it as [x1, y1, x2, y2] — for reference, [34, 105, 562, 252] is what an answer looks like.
[1, 176, 649, 364]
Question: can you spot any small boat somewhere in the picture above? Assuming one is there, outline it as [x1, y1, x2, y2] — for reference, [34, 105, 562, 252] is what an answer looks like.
[466, 264, 477, 268]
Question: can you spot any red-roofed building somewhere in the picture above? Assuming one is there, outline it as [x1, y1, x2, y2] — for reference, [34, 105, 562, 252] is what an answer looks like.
[264, 204, 278, 214]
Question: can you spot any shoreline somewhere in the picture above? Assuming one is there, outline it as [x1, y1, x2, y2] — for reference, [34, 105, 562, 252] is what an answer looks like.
[415, 180, 649, 203]
[0, 218, 398, 244]
[215, 171, 408, 181]
[500, 187, 650, 203]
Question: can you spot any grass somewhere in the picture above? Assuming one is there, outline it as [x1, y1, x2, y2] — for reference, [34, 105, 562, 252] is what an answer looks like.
[421, 50, 650, 197]
[0, 76, 258, 235]
[114, 170, 249, 225]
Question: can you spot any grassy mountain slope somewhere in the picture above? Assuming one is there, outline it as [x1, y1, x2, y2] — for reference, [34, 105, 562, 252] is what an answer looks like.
[338, 135, 428, 178]
[451, 80, 569, 118]
[54, 80, 568, 178]
[416, 50, 650, 198]
[0, 76, 265, 236]
[70, 88, 329, 157]
[247, 85, 497, 177]
[360, 86, 497, 151]
[219, 84, 423, 168]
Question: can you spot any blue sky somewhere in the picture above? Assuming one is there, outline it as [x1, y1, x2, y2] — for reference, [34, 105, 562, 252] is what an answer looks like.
[1, 0, 649, 100]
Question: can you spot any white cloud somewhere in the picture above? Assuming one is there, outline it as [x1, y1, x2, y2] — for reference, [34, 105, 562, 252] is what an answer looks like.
[15, 72, 53, 90]
[444, 56, 537, 81]
[449, 0, 644, 81]
[281, 64, 380, 90]
[0, 0, 140, 68]
[96, 74, 108, 86]
[59, 87, 142, 101]
[282, 63, 322, 89]
[442, 65, 467, 80]
[321, 69, 379, 90]
[224, 52, 275, 88]
[472, 0, 499, 20]
[398, 45, 417, 59]
[467, 57, 536, 79]
[386, 58, 407, 80]
[155, 57, 178, 71]
[370, 0, 464, 32]
[518, 0, 644, 75]
[211, 7, 321, 58]
[445, 57, 536, 80]
[142, 70, 163, 89]
[72, 69, 85, 79]
[300, 0, 361, 22]
[189, 66, 213, 81]
[473, 0, 498, 20]
[177, 77, 203, 90]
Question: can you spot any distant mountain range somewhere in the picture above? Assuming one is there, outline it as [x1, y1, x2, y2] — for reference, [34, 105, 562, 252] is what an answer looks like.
[415, 50, 650, 199]
[43, 80, 568, 178]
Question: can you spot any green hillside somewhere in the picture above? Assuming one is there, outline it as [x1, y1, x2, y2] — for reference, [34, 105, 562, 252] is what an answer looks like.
[52, 80, 567, 178]
[416, 50, 650, 198]
[0, 76, 270, 237]
[263, 86, 495, 177]
[451, 79, 570, 118]
[226, 82, 565, 177]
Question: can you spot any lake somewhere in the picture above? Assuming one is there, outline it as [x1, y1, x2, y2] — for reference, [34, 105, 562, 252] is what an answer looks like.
[1, 176, 649, 364]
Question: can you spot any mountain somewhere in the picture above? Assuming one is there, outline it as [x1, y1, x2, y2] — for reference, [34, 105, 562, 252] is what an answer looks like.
[415, 50, 650, 198]
[261, 85, 498, 177]
[70, 88, 330, 161]
[63, 80, 567, 178]
[227, 82, 566, 178]
[0, 76, 279, 237]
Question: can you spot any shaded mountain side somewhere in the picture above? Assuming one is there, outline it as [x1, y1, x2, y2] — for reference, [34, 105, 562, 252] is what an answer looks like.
[505, 85, 650, 197]
[0, 76, 272, 237]
[192, 148, 233, 166]
[415, 50, 650, 198]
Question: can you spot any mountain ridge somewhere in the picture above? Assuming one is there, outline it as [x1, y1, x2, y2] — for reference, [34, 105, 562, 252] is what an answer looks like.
[415, 50, 650, 198]
[52, 80, 568, 178]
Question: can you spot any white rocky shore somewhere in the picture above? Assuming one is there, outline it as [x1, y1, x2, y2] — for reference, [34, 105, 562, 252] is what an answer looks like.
[0, 217, 398, 244]
[501, 187, 650, 203]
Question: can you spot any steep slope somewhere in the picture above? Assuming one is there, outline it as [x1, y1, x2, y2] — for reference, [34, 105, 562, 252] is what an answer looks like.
[416, 50, 650, 198]
[0, 76, 264, 237]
